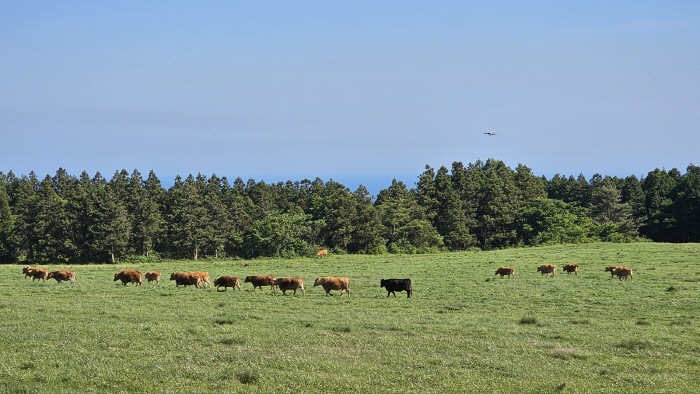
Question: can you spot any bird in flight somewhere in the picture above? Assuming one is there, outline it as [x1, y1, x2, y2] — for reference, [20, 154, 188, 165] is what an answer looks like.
[484, 132, 497, 136]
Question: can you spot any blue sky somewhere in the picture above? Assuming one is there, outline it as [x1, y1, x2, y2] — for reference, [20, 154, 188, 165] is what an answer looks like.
[2, 1, 699, 194]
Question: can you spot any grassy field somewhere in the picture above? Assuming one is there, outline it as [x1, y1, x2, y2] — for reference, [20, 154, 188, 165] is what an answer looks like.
[1, 243, 699, 394]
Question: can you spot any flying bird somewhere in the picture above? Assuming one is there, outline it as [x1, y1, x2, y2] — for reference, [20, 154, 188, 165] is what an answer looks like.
[484, 132, 497, 136]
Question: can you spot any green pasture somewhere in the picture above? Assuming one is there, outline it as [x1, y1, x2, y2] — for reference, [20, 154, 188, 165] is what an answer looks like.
[1, 243, 699, 393]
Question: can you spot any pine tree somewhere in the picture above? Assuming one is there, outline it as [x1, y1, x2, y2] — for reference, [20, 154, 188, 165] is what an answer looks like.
[0, 186, 16, 263]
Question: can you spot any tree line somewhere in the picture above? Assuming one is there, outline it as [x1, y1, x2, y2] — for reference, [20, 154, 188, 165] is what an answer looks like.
[0, 159, 698, 264]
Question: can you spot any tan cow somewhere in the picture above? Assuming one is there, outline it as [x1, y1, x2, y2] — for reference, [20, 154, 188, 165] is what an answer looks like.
[214, 276, 241, 291]
[114, 270, 143, 286]
[170, 272, 202, 288]
[494, 267, 515, 279]
[274, 277, 305, 295]
[27, 268, 48, 282]
[144, 271, 161, 284]
[47, 270, 76, 284]
[317, 249, 328, 258]
[22, 266, 37, 279]
[537, 264, 557, 277]
[563, 264, 579, 275]
[186, 271, 211, 288]
[613, 267, 633, 281]
[313, 277, 350, 297]
[605, 266, 623, 279]
[244, 275, 277, 291]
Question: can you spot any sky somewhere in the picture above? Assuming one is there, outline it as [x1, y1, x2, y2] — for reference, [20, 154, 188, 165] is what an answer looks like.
[2, 1, 699, 194]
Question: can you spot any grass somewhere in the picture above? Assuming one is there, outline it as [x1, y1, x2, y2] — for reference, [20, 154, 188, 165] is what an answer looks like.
[1, 242, 699, 393]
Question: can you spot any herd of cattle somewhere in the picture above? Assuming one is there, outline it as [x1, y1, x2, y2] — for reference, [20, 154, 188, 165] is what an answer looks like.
[21, 266, 415, 298]
[494, 264, 634, 280]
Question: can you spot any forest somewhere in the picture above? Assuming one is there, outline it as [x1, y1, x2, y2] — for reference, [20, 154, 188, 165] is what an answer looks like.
[0, 159, 698, 264]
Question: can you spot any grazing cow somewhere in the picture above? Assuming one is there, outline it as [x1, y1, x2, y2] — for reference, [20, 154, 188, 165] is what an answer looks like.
[144, 271, 161, 284]
[114, 270, 143, 286]
[613, 267, 633, 281]
[313, 277, 350, 297]
[537, 264, 557, 277]
[170, 272, 202, 288]
[494, 267, 516, 279]
[214, 276, 241, 292]
[563, 264, 579, 275]
[605, 266, 623, 279]
[47, 270, 76, 284]
[27, 268, 48, 282]
[274, 277, 305, 295]
[186, 271, 211, 288]
[244, 275, 277, 291]
[317, 249, 328, 258]
[380, 279, 412, 298]
[23, 266, 37, 279]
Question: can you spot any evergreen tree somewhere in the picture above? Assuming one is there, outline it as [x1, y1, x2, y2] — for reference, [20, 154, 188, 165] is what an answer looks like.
[0, 186, 16, 263]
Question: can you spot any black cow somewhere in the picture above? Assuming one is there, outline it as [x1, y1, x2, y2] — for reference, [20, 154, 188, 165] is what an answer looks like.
[380, 278, 412, 298]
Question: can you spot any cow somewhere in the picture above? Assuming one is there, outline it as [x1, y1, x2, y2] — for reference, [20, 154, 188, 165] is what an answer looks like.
[494, 267, 515, 279]
[214, 276, 241, 292]
[27, 268, 48, 282]
[317, 249, 328, 258]
[613, 267, 633, 281]
[563, 264, 579, 275]
[144, 271, 161, 284]
[274, 277, 305, 295]
[537, 264, 557, 277]
[114, 270, 142, 286]
[244, 275, 277, 291]
[380, 279, 412, 298]
[22, 266, 37, 279]
[170, 272, 202, 288]
[186, 271, 211, 288]
[605, 266, 623, 279]
[313, 277, 350, 297]
[47, 270, 76, 284]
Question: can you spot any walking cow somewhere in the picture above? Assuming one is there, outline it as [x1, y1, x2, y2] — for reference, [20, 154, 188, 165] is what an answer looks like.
[380, 279, 412, 298]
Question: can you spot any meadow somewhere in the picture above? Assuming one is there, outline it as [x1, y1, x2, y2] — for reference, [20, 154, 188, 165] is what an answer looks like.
[1, 243, 699, 394]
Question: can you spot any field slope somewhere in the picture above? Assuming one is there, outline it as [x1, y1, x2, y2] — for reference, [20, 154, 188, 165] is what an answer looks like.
[1, 243, 699, 393]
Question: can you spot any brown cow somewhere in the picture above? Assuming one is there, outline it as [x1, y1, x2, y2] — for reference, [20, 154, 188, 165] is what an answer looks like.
[494, 267, 515, 279]
[605, 266, 623, 279]
[186, 271, 211, 288]
[274, 277, 305, 295]
[313, 277, 350, 297]
[144, 271, 161, 284]
[23, 266, 37, 279]
[47, 270, 76, 284]
[613, 267, 633, 281]
[170, 272, 202, 288]
[244, 275, 277, 291]
[563, 264, 579, 275]
[537, 264, 557, 277]
[114, 270, 143, 286]
[317, 249, 328, 258]
[27, 268, 49, 282]
[214, 276, 241, 291]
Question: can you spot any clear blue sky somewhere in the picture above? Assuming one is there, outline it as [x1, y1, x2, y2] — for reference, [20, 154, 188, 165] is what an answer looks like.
[2, 1, 699, 194]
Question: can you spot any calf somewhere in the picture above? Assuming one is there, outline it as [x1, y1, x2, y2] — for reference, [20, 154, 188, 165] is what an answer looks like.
[563, 264, 579, 275]
[186, 271, 211, 288]
[244, 275, 277, 291]
[494, 267, 515, 279]
[317, 249, 328, 258]
[613, 267, 633, 281]
[605, 266, 624, 279]
[27, 268, 49, 282]
[114, 270, 143, 286]
[23, 266, 37, 279]
[214, 276, 241, 292]
[313, 277, 350, 297]
[170, 272, 202, 288]
[144, 271, 161, 284]
[274, 277, 305, 295]
[537, 264, 557, 277]
[47, 270, 76, 284]
[380, 278, 412, 298]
